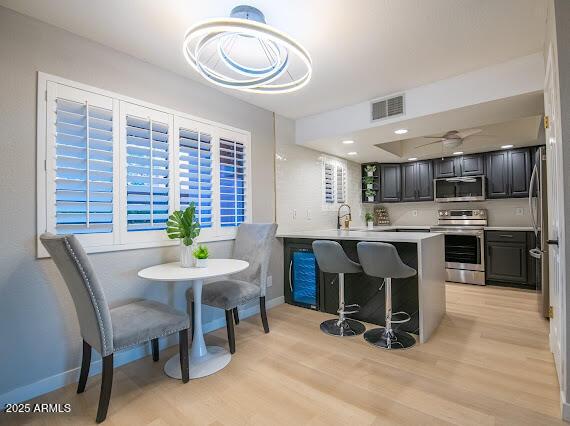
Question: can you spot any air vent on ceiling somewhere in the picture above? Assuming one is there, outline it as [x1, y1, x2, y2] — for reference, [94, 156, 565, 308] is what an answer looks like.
[371, 94, 405, 121]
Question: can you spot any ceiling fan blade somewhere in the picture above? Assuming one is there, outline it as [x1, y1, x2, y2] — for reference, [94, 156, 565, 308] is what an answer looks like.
[457, 128, 482, 138]
[416, 139, 444, 148]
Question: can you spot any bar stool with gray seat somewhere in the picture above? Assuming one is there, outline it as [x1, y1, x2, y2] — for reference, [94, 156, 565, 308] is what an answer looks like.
[357, 241, 417, 349]
[40, 233, 190, 423]
[312, 240, 365, 336]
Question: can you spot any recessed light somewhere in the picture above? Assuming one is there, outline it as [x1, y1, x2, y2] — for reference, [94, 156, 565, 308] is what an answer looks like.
[395, 129, 408, 135]
[501, 144, 514, 149]
[347, 152, 357, 156]
[408, 157, 417, 161]
[453, 151, 463, 155]
[342, 140, 354, 144]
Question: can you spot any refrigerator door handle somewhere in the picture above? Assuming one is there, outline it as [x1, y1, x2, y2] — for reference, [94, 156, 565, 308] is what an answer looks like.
[528, 164, 538, 237]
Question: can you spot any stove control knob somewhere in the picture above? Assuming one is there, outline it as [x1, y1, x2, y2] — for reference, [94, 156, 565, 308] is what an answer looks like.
[439, 211, 443, 216]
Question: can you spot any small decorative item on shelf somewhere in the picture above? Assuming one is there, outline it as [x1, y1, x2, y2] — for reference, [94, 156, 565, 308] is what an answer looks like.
[166, 203, 201, 268]
[192, 245, 209, 268]
[374, 206, 390, 225]
[365, 188, 376, 202]
[364, 164, 376, 177]
[365, 212, 374, 230]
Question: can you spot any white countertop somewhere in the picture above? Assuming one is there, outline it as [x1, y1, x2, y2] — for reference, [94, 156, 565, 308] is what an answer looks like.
[276, 229, 441, 243]
[357, 225, 534, 232]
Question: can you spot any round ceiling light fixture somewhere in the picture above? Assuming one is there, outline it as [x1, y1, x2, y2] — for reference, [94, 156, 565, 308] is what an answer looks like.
[183, 5, 312, 94]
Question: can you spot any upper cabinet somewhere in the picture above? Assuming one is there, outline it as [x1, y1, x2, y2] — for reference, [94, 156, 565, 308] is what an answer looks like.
[434, 153, 484, 178]
[434, 157, 459, 178]
[380, 164, 401, 202]
[486, 148, 531, 199]
[401, 160, 433, 202]
[459, 154, 485, 176]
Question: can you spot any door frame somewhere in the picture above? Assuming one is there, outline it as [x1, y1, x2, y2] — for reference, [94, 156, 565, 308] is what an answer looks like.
[544, 43, 568, 417]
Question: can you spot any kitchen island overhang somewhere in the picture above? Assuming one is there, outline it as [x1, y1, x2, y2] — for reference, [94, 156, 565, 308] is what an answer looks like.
[278, 230, 445, 343]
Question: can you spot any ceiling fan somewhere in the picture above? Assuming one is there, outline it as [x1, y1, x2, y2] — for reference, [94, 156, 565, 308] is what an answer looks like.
[416, 128, 483, 149]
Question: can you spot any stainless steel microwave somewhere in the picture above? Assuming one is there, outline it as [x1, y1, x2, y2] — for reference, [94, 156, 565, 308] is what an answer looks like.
[434, 175, 486, 202]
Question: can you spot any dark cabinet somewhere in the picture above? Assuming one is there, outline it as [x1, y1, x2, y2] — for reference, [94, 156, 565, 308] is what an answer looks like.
[380, 164, 401, 202]
[401, 160, 433, 202]
[485, 231, 536, 288]
[434, 157, 459, 178]
[434, 154, 484, 178]
[459, 154, 485, 176]
[486, 148, 531, 199]
[284, 242, 319, 310]
[486, 151, 509, 198]
[510, 149, 532, 197]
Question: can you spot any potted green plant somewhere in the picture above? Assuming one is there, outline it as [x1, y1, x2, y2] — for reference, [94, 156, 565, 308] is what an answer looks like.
[363, 175, 374, 189]
[365, 188, 376, 202]
[364, 164, 376, 177]
[192, 245, 209, 268]
[365, 212, 374, 230]
[166, 203, 201, 268]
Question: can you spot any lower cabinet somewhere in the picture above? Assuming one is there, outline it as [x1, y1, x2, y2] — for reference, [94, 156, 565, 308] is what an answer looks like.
[485, 231, 537, 288]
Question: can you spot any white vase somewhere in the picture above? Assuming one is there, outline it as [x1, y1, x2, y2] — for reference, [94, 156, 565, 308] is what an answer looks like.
[367, 221, 374, 230]
[367, 196, 374, 202]
[194, 258, 208, 268]
[367, 171, 373, 177]
[180, 241, 194, 268]
[367, 183, 373, 189]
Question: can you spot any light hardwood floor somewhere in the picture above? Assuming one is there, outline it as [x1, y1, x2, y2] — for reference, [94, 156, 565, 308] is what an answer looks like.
[2, 284, 563, 425]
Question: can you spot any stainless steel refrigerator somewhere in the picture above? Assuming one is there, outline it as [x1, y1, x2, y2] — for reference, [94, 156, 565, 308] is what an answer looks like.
[529, 146, 550, 318]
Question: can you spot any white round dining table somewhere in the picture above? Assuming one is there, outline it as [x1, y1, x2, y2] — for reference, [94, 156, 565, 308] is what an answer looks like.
[138, 259, 249, 380]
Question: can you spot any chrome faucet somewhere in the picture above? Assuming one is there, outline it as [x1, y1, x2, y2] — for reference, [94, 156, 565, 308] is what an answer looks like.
[337, 204, 352, 230]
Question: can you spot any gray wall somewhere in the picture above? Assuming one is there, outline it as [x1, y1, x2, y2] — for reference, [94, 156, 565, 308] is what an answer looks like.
[0, 7, 282, 399]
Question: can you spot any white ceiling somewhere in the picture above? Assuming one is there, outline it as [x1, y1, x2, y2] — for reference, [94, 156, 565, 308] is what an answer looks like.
[0, 0, 547, 119]
[302, 91, 545, 162]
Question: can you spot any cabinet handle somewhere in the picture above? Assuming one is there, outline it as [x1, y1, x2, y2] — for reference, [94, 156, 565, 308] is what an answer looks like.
[288, 260, 293, 292]
[499, 234, 514, 238]
[547, 239, 559, 246]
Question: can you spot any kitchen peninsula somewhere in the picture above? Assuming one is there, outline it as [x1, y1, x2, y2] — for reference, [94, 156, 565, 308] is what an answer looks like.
[278, 229, 445, 343]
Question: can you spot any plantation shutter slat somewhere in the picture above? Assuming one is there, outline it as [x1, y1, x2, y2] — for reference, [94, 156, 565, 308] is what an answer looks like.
[178, 127, 213, 228]
[219, 138, 246, 227]
[54, 97, 114, 235]
[126, 115, 170, 232]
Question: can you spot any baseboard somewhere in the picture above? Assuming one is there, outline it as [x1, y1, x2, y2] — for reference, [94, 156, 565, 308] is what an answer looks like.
[0, 296, 284, 408]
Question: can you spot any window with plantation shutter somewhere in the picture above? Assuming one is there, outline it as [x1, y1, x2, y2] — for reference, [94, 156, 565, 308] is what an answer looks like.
[219, 135, 247, 229]
[44, 83, 117, 247]
[120, 103, 173, 243]
[38, 74, 251, 256]
[336, 163, 346, 203]
[322, 156, 347, 209]
[175, 118, 214, 230]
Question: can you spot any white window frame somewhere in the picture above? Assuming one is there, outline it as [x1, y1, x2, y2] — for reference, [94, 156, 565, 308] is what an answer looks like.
[321, 155, 348, 211]
[37, 72, 251, 257]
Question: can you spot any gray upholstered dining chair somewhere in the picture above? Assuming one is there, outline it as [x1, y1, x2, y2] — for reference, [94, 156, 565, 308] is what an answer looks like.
[40, 233, 190, 423]
[187, 223, 277, 354]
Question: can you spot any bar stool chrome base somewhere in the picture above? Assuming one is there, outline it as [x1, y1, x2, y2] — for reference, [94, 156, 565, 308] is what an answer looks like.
[320, 318, 365, 337]
[364, 327, 416, 350]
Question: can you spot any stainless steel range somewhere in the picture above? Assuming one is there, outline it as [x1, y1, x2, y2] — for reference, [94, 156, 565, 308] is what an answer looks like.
[430, 209, 487, 285]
